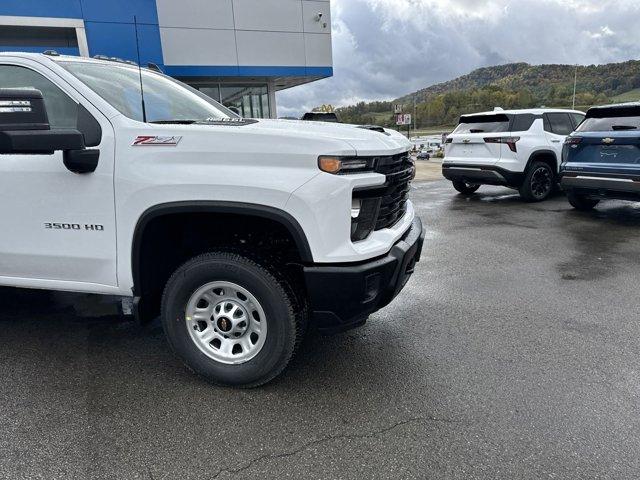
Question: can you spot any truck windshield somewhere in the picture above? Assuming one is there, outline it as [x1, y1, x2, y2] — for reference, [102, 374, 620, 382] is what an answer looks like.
[59, 61, 235, 123]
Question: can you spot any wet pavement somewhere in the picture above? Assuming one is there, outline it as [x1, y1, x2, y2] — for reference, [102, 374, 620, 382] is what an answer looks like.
[1, 181, 640, 479]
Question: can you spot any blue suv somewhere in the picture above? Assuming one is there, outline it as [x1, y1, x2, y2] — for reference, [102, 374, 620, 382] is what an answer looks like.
[560, 103, 640, 211]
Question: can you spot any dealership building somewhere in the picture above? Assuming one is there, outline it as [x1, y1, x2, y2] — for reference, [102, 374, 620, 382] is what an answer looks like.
[0, 0, 333, 118]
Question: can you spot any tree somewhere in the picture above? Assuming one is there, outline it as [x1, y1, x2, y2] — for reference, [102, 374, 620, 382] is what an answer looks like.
[516, 89, 534, 108]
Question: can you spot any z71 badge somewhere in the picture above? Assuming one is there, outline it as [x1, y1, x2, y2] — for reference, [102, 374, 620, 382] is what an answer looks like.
[132, 135, 182, 146]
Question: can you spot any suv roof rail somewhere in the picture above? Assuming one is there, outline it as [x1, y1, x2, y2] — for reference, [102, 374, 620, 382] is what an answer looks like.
[43, 50, 60, 56]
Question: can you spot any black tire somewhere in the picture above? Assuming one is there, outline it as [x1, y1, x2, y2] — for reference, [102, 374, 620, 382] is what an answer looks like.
[567, 192, 600, 211]
[161, 252, 302, 388]
[452, 179, 480, 195]
[519, 161, 555, 202]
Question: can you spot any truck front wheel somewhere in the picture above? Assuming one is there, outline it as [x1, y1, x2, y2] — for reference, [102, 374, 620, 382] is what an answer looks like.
[161, 252, 301, 388]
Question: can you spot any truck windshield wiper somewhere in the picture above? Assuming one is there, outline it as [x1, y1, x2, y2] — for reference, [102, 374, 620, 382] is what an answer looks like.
[611, 125, 638, 131]
[149, 120, 198, 125]
[469, 129, 485, 133]
[149, 118, 232, 125]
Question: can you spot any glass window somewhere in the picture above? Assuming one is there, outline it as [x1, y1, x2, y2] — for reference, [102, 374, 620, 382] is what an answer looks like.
[511, 114, 536, 132]
[261, 92, 269, 119]
[60, 61, 233, 122]
[545, 113, 574, 135]
[0, 25, 78, 48]
[199, 86, 220, 103]
[576, 107, 640, 132]
[570, 113, 585, 129]
[220, 84, 270, 119]
[0, 64, 77, 128]
[453, 114, 511, 134]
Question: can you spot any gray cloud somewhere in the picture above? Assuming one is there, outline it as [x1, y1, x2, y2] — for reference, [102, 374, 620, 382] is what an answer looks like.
[277, 0, 640, 117]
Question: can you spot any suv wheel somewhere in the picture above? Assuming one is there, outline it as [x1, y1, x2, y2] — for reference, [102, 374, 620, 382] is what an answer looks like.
[161, 252, 302, 388]
[567, 192, 600, 211]
[452, 179, 480, 195]
[520, 161, 554, 202]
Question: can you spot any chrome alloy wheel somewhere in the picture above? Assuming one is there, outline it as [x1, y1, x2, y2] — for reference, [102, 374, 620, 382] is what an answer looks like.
[185, 281, 267, 365]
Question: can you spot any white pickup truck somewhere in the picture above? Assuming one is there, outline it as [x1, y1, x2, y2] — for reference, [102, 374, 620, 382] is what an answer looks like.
[0, 52, 424, 387]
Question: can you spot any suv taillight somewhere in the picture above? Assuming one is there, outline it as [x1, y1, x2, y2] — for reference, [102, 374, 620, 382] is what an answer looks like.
[564, 136, 582, 145]
[484, 136, 520, 153]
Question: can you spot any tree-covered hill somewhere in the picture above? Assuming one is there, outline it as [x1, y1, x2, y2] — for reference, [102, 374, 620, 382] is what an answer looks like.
[336, 60, 640, 129]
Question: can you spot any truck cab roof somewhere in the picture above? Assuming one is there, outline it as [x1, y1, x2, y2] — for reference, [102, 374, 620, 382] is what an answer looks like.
[0, 51, 154, 71]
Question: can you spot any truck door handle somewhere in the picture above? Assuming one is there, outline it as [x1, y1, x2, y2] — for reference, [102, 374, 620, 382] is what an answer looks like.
[551, 140, 561, 143]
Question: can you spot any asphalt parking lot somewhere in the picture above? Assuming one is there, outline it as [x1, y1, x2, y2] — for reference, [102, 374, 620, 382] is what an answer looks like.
[2, 180, 640, 480]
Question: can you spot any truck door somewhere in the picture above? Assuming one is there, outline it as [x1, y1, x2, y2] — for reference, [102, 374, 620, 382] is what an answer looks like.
[0, 61, 117, 289]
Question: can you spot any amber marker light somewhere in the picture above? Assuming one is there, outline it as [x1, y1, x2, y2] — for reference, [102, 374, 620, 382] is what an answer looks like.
[318, 156, 343, 174]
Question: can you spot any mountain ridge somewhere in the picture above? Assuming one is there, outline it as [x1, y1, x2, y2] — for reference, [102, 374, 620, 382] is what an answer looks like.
[336, 59, 640, 128]
[394, 60, 640, 104]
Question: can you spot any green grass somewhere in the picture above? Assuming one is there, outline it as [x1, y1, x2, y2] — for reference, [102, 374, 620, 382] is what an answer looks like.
[412, 126, 456, 135]
[371, 112, 392, 123]
[611, 89, 640, 103]
[394, 126, 455, 137]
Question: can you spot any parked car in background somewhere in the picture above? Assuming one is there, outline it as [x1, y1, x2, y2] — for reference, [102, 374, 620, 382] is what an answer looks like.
[425, 140, 442, 153]
[412, 137, 442, 154]
[442, 108, 585, 201]
[560, 103, 640, 211]
[417, 150, 431, 160]
[301, 111, 340, 123]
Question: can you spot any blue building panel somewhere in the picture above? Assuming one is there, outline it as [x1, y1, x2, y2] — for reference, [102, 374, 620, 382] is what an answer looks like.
[84, 21, 163, 65]
[0, 0, 83, 19]
[79, 0, 159, 25]
[163, 65, 333, 79]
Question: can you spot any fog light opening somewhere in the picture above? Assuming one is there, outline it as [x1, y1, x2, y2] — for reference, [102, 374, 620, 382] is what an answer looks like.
[350, 197, 382, 242]
[351, 198, 362, 219]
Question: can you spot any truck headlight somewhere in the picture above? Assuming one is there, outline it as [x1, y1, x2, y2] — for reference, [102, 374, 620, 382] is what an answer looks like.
[351, 197, 381, 241]
[319, 156, 376, 174]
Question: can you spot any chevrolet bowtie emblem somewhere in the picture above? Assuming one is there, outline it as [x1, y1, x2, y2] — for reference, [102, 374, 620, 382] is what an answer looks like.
[462, 139, 471, 144]
[602, 138, 615, 144]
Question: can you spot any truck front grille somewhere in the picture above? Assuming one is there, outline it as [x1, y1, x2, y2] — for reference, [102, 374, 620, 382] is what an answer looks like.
[374, 153, 414, 230]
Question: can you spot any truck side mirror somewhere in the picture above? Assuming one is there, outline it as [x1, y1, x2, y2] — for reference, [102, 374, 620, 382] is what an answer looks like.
[0, 88, 99, 173]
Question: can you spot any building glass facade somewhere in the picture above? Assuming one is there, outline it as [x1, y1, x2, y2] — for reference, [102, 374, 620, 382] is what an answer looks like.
[198, 84, 270, 119]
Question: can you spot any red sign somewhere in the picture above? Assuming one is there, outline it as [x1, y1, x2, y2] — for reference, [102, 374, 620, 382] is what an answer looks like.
[396, 114, 412, 126]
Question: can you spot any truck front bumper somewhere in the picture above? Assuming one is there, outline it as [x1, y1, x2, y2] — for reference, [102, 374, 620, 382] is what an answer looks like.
[303, 216, 425, 333]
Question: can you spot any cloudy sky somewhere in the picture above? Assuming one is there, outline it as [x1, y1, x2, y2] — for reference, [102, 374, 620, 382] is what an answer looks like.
[277, 0, 640, 117]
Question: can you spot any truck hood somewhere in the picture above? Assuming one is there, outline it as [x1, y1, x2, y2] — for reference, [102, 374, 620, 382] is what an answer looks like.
[240, 119, 411, 155]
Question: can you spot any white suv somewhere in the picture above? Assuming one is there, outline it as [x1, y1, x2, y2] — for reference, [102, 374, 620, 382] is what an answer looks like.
[442, 108, 585, 201]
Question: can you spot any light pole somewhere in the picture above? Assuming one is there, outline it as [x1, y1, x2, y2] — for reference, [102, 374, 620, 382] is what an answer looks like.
[413, 95, 417, 136]
[572, 64, 578, 110]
